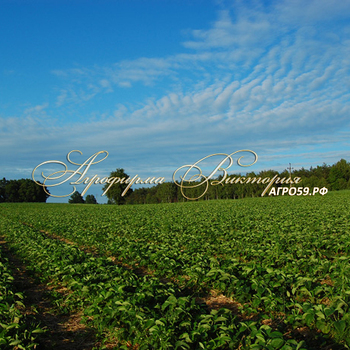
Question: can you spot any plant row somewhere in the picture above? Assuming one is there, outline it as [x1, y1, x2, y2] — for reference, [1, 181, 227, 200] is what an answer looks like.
[0, 244, 44, 349]
[2, 195, 350, 342]
[0, 214, 314, 349]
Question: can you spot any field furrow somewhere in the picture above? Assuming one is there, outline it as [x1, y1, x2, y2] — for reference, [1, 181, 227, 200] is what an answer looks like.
[1, 191, 350, 348]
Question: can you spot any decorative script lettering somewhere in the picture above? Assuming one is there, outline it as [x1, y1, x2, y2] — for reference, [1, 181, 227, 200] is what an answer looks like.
[32, 150, 301, 199]
[32, 150, 165, 198]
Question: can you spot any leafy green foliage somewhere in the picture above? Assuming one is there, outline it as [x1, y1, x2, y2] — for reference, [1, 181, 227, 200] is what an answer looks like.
[0, 178, 49, 203]
[85, 194, 97, 204]
[102, 168, 132, 205]
[68, 191, 85, 204]
[0, 246, 44, 349]
[1, 191, 350, 348]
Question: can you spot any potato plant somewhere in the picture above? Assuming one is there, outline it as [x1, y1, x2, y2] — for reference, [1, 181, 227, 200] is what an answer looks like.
[1, 190, 350, 348]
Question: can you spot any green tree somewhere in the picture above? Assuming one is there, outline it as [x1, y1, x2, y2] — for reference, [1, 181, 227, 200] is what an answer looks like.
[128, 187, 149, 204]
[145, 186, 159, 204]
[328, 159, 350, 190]
[157, 182, 177, 203]
[102, 168, 132, 205]
[0, 177, 7, 202]
[69, 191, 85, 204]
[5, 180, 20, 202]
[3, 178, 49, 202]
[85, 194, 97, 204]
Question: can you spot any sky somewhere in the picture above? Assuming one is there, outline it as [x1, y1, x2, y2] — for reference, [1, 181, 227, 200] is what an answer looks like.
[1, 0, 350, 203]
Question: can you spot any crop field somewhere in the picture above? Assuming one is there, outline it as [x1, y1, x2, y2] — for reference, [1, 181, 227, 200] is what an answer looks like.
[1, 191, 350, 349]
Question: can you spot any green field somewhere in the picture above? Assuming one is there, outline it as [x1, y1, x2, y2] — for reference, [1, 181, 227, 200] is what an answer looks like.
[1, 191, 350, 349]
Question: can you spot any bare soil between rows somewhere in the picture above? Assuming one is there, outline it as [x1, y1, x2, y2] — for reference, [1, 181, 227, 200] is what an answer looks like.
[0, 238, 97, 350]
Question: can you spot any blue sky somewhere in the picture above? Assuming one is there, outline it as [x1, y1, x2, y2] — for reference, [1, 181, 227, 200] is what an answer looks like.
[1, 0, 350, 202]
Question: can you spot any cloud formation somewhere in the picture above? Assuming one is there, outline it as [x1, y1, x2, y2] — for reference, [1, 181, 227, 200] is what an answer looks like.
[1, 0, 350, 195]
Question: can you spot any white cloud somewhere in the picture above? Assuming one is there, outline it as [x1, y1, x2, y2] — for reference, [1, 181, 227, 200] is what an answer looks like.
[23, 103, 49, 115]
[2, 0, 350, 184]
[274, 0, 350, 25]
[182, 9, 273, 50]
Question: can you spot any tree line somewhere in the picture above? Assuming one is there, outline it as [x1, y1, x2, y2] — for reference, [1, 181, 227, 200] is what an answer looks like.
[0, 178, 49, 203]
[1, 158, 349, 204]
[117, 158, 350, 205]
